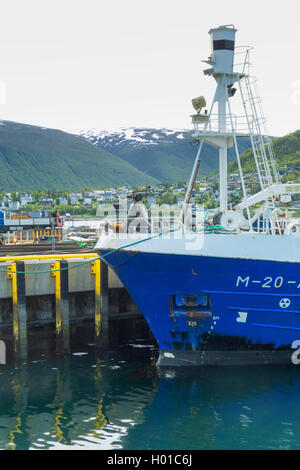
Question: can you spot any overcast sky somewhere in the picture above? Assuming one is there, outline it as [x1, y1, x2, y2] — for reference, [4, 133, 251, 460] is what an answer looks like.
[0, 0, 299, 136]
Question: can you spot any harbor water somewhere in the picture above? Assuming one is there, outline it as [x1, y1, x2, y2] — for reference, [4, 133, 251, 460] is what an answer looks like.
[1, 332, 300, 450]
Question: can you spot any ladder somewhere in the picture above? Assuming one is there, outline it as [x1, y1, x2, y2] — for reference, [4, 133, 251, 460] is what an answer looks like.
[239, 75, 280, 190]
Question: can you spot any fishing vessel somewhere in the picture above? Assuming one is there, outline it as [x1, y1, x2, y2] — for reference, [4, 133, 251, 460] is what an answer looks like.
[96, 25, 300, 366]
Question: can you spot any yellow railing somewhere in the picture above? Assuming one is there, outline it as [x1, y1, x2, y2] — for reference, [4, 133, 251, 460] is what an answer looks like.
[0, 253, 97, 263]
[5, 229, 63, 244]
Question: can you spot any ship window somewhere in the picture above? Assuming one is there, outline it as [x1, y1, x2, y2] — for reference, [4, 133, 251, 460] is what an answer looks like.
[213, 40, 234, 51]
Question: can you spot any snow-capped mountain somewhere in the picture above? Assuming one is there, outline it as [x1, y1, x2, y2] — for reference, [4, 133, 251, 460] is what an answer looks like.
[76, 127, 252, 183]
[79, 127, 189, 148]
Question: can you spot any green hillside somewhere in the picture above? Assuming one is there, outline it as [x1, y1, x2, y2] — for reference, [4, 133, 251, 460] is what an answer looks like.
[111, 140, 253, 182]
[228, 130, 300, 180]
[0, 121, 158, 191]
[87, 128, 252, 183]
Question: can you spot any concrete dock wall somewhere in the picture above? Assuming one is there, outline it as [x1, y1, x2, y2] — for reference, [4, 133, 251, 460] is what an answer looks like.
[0, 259, 123, 299]
[0, 256, 143, 361]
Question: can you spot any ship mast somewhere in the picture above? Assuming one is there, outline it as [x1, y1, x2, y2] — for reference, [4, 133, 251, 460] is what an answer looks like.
[218, 75, 230, 212]
[182, 24, 239, 219]
[182, 24, 300, 233]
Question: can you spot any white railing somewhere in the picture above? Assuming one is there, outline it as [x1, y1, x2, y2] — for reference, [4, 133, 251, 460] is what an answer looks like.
[192, 113, 266, 135]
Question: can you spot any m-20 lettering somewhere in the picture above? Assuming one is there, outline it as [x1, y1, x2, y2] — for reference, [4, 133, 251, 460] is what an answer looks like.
[236, 276, 291, 289]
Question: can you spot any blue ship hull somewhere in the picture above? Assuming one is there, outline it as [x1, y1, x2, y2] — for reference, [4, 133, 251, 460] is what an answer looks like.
[99, 248, 300, 366]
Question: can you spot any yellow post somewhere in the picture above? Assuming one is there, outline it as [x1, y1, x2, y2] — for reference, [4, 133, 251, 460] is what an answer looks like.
[51, 260, 61, 335]
[51, 260, 70, 354]
[8, 262, 18, 349]
[7, 261, 27, 359]
[91, 259, 108, 347]
[91, 259, 101, 339]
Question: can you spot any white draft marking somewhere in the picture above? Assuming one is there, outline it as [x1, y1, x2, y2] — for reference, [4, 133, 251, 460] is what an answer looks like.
[236, 312, 248, 324]
[279, 298, 291, 309]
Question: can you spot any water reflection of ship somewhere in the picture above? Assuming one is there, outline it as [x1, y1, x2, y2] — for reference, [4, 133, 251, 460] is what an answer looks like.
[2, 357, 300, 449]
[138, 366, 300, 450]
